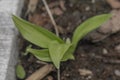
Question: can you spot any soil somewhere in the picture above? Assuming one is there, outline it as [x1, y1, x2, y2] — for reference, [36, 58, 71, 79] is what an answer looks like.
[18, 0, 120, 80]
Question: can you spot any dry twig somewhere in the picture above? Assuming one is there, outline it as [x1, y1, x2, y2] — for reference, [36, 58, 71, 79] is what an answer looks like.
[42, 0, 59, 36]
[26, 64, 54, 80]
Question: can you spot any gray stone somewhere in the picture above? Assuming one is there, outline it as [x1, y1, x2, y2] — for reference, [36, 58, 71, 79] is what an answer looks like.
[102, 48, 108, 54]
[0, 0, 24, 80]
[115, 44, 120, 53]
[114, 69, 120, 77]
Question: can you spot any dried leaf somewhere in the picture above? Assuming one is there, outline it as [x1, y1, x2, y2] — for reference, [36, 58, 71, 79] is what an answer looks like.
[51, 7, 63, 15]
[28, 13, 50, 27]
[107, 0, 120, 9]
[26, 0, 39, 14]
[59, 0, 66, 11]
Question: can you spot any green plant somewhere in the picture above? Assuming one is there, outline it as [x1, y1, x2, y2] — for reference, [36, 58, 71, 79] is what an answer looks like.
[16, 64, 26, 79]
[12, 14, 111, 80]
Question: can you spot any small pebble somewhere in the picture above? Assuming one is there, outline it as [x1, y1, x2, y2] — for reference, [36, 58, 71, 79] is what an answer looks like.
[86, 75, 92, 80]
[103, 48, 108, 54]
[115, 44, 120, 53]
[91, 53, 96, 57]
[91, 0, 95, 3]
[78, 69, 93, 76]
[114, 69, 120, 77]
[64, 73, 70, 77]
[85, 6, 90, 11]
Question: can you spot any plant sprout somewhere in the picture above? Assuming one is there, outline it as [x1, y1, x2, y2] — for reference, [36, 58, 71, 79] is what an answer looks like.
[16, 64, 26, 79]
[12, 14, 111, 80]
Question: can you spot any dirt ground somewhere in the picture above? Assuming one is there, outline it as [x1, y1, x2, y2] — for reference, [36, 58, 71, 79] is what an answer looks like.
[18, 0, 120, 80]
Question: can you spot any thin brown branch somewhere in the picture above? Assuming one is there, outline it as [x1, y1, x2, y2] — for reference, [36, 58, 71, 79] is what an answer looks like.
[42, 0, 59, 36]
[26, 64, 54, 80]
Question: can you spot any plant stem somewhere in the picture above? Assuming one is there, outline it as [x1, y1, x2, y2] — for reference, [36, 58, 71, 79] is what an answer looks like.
[42, 1, 60, 80]
[42, 0, 59, 36]
[57, 68, 60, 80]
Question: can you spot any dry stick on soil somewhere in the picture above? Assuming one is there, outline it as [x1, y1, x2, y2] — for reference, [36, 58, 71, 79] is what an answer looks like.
[25, 0, 39, 16]
[42, 0, 59, 36]
[26, 64, 54, 80]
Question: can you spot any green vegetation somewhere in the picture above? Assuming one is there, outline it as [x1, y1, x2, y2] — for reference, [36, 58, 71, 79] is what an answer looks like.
[12, 14, 111, 79]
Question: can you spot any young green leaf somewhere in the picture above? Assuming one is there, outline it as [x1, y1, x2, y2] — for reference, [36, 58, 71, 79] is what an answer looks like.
[13, 14, 111, 70]
[62, 52, 75, 61]
[12, 15, 64, 48]
[16, 64, 26, 79]
[49, 41, 72, 69]
[24, 45, 32, 56]
[66, 38, 71, 44]
[26, 47, 74, 62]
[72, 14, 111, 48]
[26, 48, 51, 62]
